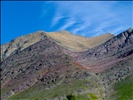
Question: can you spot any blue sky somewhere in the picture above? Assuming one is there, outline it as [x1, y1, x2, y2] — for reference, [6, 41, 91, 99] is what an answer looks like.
[1, 1, 133, 44]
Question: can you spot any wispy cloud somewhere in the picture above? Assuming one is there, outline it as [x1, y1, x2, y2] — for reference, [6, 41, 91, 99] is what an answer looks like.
[58, 19, 76, 30]
[50, 14, 64, 27]
[41, 1, 132, 37]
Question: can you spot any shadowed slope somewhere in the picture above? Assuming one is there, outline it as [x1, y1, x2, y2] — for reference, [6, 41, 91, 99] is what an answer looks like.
[75, 28, 133, 72]
[73, 28, 133, 100]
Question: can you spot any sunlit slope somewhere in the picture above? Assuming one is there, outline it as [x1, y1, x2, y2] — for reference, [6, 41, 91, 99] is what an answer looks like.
[46, 30, 114, 51]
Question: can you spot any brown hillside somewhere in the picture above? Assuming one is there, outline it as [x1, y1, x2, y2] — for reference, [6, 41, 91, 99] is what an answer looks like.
[1, 30, 113, 60]
[46, 30, 114, 51]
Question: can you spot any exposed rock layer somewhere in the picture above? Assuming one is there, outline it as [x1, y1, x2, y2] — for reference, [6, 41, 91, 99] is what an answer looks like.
[1, 28, 133, 100]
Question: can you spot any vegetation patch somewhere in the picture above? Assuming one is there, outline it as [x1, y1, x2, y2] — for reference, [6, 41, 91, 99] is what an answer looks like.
[65, 93, 98, 100]
[88, 93, 98, 100]
[112, 75, 133, 100]
[66, 94, 76, 100]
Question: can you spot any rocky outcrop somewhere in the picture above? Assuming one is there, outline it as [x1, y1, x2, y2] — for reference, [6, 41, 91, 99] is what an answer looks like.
[73, 28, 133, 99]
[1, 31, 47, 60]
[75, 28, 133, 72]
[1, 28, 133, 100]
[98, 56, 133, 99]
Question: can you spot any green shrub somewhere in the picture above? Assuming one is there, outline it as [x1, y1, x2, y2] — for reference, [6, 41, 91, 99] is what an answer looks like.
[66, 94, 76, 100]
[53, 94, 58, 97]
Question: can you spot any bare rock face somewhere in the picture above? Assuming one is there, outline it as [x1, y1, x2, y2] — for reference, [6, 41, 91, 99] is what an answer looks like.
[75, 28, 133, 72]
[73, 28, 133, 99]
[1, 31, 47, 61]
[1, 35, 67, 89]
[1, 28, 133, 100]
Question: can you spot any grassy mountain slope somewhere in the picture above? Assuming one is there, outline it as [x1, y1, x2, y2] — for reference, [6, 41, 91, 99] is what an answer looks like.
[46, 30, 114, 51]
[113, 75, 133, 100]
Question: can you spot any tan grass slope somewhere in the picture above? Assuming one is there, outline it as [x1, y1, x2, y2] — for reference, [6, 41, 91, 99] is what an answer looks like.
[46, 30, 114, 51]
[1, 30, 114, 60]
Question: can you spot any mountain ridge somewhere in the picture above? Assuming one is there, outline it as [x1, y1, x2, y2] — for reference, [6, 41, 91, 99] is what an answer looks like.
[1, 30, 114, 60]
[74, 28, 133, 72]
[1, 28, 133, 100]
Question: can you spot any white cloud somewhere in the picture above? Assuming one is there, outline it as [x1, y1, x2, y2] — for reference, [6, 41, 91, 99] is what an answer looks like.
[57, 19, 76, 30]
[50, 14, 64, 27]
[41, 1, 132, 36]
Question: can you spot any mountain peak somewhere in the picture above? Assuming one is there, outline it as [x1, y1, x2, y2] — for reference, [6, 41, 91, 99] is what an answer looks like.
[46, 31, 114, 51]
[1, 30, 114, 60]
[127, 28, 133, 32]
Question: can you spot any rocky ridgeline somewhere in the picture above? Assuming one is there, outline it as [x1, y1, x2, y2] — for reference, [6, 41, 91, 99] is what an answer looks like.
[75, 28, 133, 72]
[1, 31, 47, 61]
[74, 28, 133, 99]
[1, 30, 114, 61]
